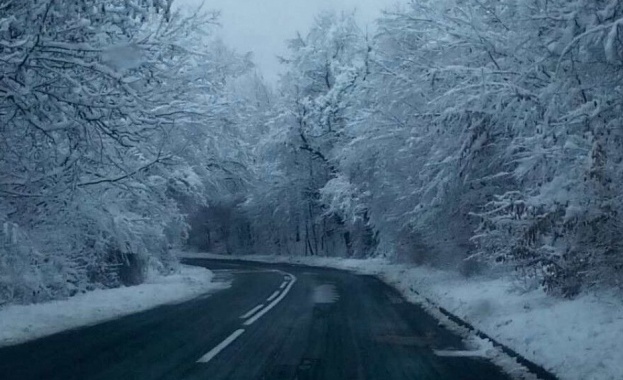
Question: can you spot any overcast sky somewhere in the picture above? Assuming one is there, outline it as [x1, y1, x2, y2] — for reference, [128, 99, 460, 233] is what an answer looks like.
[176, 0, 401, 83]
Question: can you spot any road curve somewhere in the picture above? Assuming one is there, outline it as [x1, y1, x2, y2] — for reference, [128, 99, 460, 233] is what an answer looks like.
[0, 259, 512, 380]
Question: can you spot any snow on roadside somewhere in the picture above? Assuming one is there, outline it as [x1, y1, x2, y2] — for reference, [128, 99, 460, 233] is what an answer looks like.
[379, 266, 623, 380]
[182, 252, 623, 380]
[0, 265, 228, 347]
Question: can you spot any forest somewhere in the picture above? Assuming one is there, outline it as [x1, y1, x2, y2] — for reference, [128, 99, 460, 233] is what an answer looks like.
[1, 0, 622, 306]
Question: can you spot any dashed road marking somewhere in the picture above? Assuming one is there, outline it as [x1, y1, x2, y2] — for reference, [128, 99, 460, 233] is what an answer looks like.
[197, 329, 245, 364]
[198, 270, 297, 364]
[266, 290, 280, 302]
[240, 304, 264, 319]
[434, 349, 487, 358]
[244, 273, 297, 326]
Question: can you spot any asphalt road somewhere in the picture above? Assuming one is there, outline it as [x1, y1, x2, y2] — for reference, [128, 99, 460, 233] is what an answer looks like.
[0, 259, 514, 380]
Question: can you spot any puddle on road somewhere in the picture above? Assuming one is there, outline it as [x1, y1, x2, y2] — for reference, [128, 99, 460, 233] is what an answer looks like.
[312, 284, 339, 304]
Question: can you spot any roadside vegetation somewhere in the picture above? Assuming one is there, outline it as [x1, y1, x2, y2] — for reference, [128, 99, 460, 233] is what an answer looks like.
[2, 0, 623, 306]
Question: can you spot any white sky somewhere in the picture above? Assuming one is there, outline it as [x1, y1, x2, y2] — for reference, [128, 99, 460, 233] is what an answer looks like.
[176, 0, 401, 83]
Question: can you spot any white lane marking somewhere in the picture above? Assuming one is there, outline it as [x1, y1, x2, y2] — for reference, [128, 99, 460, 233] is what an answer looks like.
[279, 281, 287, 289]
[197, 329, 245, 363]
[243, 273, 297, 326]
[266, 290, 280, 302]
[434, 349, 487, 358]
[239, 304, 264, 319]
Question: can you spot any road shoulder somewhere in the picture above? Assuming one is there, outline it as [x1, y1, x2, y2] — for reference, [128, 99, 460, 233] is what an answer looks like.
[0, 265, 228, 347]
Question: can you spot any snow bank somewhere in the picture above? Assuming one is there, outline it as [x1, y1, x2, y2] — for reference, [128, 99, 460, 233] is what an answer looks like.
[379, 266, 623, 380]
[182, 253, 623, 380]
[0, 265, 228, 347]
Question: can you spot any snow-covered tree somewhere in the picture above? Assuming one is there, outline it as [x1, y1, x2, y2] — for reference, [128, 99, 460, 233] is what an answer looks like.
[239, 12, 377, 258]
[0, 1, 252, 304]
[237, 0, 623, 296]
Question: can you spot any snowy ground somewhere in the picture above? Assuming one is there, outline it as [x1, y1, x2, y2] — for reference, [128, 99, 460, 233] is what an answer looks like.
[181, 252, 623, 380]
[0, 265, 228, 347]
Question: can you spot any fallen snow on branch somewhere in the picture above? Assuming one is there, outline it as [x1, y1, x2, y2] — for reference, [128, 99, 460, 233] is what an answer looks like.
[0, 265, 228, 347]
[183, 252, 623, 380]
